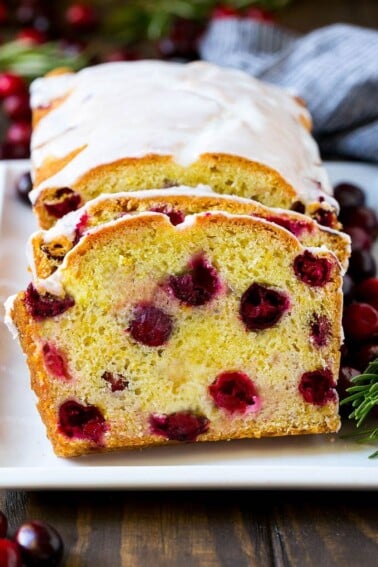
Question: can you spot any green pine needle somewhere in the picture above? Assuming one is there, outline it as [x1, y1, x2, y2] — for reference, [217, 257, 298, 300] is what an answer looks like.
[340, 358, 378, 458]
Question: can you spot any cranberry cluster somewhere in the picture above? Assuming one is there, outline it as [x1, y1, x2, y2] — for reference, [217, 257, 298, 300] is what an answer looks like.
[335, 182, 378, 411]
[0, 1, 99, 160]
[0, 71, 31, 160]
[0, 1, 281, 160]
[0, 510, 63, 567]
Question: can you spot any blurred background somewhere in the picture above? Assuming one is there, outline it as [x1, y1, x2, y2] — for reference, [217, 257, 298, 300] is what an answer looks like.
[0, 0, 377, 160]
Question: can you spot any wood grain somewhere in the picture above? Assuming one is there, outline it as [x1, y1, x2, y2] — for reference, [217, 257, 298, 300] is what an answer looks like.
[1, 2, 378, 566]
[1, 490, 377, 566]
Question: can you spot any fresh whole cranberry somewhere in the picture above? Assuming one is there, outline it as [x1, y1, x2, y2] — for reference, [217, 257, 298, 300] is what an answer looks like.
[58, 400, 107, 444]
[310, 314, 331, 347]
[343, 302, 378, 343]
[294, 250, 333, 287]
[102, 371, 128, 392]
[340, 206, 378, 240]
[0, 141, 30, 160]
[354, 277, 378, 310]
[0, 511, 7, 538]
[169, 255, 220, 306]
[343, 226, 372, 252]
[348, 249, 376, 283]
[65, 3, 98, 31]
[15, 171, 33, 204]
[298, 369, 336, 405]
[0, 539, 22, 567]
[333, 182, 366, 209]
[209, 371, 260, 414]
[44, 188, 82, 218]
[24, 283, 75, 320]
[149, 411, 209, 441]
[150, 205, 185, 226]
[3, 92, 31, 121]
[5, 121, 32, 146]
[240, 283, 289, 331]
[16, 28, 47, 44]
[14, 520, 63, 566]
[42, 343, 70, 380]
[128, 304, 173, 347]
[0, 73, 27, 99]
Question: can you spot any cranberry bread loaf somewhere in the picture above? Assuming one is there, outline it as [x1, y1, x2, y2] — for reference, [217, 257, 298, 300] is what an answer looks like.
[29, 60, 339, 229]
[6, 210, 343, 457]
[29, 186, 350, 281]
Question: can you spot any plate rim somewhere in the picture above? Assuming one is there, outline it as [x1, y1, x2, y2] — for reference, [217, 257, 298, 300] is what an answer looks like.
[1, 159, 377, 491]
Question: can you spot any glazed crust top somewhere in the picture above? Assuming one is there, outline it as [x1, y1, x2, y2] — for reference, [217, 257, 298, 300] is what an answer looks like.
[29, 60, 335, 208]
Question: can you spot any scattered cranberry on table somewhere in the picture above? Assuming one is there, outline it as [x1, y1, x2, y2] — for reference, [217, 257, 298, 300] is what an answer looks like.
[14, 521, 64, 567]
[0, 510, 64, 567]
[334, 180, 378, 408]
[333, 182, 366, 208]
[16, 27, 47, 44]
[2, 93, 31, 122]
[355, 277, 378, 310]
[5, 121, 32, 147]
[0, 538, 22, 567]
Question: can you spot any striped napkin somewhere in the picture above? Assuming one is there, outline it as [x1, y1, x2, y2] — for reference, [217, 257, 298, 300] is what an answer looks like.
[199, 21, 378, 163]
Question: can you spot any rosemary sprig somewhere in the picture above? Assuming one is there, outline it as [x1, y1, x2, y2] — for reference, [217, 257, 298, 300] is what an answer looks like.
[340, 357, 378, 458]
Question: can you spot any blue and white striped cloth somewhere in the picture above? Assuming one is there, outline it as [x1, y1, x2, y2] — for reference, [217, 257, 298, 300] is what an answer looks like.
[199, 21, 378, 163]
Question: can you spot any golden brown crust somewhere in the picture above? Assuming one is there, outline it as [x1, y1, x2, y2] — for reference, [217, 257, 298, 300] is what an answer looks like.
[33, 152, 304, 229]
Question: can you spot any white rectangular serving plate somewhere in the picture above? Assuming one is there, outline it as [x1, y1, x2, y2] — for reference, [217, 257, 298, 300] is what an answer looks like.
[0, 160, 377, 490]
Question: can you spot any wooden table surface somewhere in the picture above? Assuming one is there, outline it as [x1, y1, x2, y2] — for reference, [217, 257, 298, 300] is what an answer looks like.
[1, 2, 378, 566]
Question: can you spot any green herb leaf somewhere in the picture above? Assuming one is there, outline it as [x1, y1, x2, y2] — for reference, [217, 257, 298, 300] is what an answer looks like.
[340, 357, 378, 458]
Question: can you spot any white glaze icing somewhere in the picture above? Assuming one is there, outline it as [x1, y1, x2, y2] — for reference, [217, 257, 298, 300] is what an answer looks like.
[4, 294, 19, 339]
[29, 60, 336, 209]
